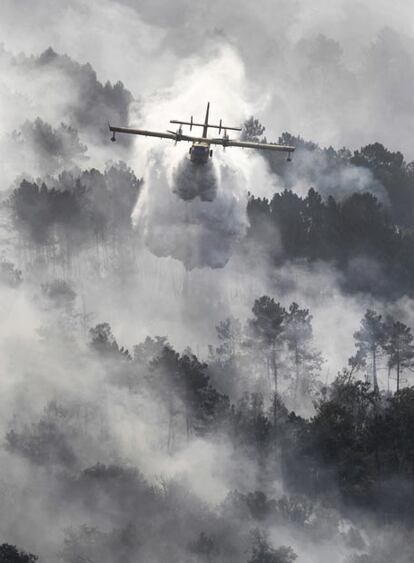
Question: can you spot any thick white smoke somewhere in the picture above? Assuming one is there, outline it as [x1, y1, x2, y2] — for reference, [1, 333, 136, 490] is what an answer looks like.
[1, 3, 414, 562]
[130, 45, 279, 269]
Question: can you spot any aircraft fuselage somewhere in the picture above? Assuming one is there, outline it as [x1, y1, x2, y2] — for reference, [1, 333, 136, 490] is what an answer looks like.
[189, 141, 212, 165]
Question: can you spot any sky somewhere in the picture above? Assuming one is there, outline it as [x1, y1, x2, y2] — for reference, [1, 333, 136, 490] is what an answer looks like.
[2, 0, 414, 156]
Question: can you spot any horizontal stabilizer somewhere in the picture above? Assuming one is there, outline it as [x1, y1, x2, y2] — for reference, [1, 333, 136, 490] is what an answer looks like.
[170, 120, 241, 132]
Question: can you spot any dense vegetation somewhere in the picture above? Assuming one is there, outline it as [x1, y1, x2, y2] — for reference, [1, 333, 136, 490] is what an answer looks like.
[9, 124, 414, 296]
[246, 188, 414, 296]
[239, 120, 414, 297]
[83, 298, 414, 516]
[8, 163, 141, 245]
[5, 292, 414, 561]
[3, 121, 414, 561]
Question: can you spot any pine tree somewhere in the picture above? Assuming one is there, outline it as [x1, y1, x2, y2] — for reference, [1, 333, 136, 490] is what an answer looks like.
[383, 317, 414, 391]
[353, 309, 386, 391]
[249, 296, 286, 393]
[285, 302, 323, 407]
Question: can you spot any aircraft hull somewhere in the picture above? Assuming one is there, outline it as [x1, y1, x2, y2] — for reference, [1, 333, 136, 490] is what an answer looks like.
[189, 142, 211, 165]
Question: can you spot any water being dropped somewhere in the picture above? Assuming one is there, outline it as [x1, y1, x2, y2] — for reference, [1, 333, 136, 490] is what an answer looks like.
[172, 157, 218, 202]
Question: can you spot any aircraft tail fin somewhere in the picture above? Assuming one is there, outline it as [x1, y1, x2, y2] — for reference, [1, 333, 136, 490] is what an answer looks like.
[202, 102, 210, 138]
[169, 102, 241, 136]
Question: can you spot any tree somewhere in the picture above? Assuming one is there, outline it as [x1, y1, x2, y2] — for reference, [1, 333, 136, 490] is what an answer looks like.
[245, 196, 278, 258]
[284, 302, 323, 406]
[231, 393, 271, 456]
[306, 373, 381, 502]
[348, 348, 367, 375]
[9, 165, 141, 266]
[148, 345, 182, 450]
[149, 347, 229, 447]
[248, 296, 286, 393]
[0, 261, 22, 288]
[242, 117, 266, 142]
[270, 190, 307, 258]
[188, 532, 218, 562]
[208, 317, 245, 398]
[89, 322, 130, 359]
[247, 529, 296, 563]
[353, 310, 387, 391]
[14, 117, 88, 174]
[215, 316, 243, 361]
[351, 142, 404, 172]
[0, 544, 38, 562]
[6, 401, 77, 468]
[304, 188, 328, 259]
[179, 353, 215, 438]
[351, 142, 414, 228]
[383, 318, 414, 391]
[61, 523, 141, 563]
[133, 336, 169, 365]
[386, 387, 414, 474]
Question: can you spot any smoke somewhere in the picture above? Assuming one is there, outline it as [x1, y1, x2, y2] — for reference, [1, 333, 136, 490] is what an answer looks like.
[1, 1, 414, 562]
[108, 0, 414, 158]
[1, 2, 412, 389]
[0, 44, 133, 141]
[4, 0, 414, 157]
[173, 159, 218, 202]
[7, 118, 88, 178]
[129, 45, 274, 269]
[0, 42, 133, 187]
[0, 12, 406, 378]
[134, 153, 249, 269]
[272, 144, 388, 202]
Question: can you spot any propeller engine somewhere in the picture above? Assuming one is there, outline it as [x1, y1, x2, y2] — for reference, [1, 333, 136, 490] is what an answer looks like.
[167, 125, 183, 145]
[222, 129, 229, 150]
[108, 122, 116, 142]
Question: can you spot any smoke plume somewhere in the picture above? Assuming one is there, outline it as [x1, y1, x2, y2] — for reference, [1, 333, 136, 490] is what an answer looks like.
[1, 2, 414, 562]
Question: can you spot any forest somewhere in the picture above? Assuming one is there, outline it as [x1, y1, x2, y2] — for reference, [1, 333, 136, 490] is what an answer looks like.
[2, 8, 414, 560]
[2, 126, 414, 561]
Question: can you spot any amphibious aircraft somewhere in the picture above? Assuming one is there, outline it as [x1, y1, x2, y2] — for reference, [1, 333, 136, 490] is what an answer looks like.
[109, 102, 295, 164]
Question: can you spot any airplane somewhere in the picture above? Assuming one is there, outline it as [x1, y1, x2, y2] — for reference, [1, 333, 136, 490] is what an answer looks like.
[109, 102, 295, 165]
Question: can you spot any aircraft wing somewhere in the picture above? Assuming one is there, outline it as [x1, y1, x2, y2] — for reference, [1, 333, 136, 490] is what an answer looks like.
[109, 125, 202, 143]
[209, 138, 295, 153]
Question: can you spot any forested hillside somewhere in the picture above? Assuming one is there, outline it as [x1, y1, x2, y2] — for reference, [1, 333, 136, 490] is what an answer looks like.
[3, 127, 414, 561]
[2, 2, 414, 560]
